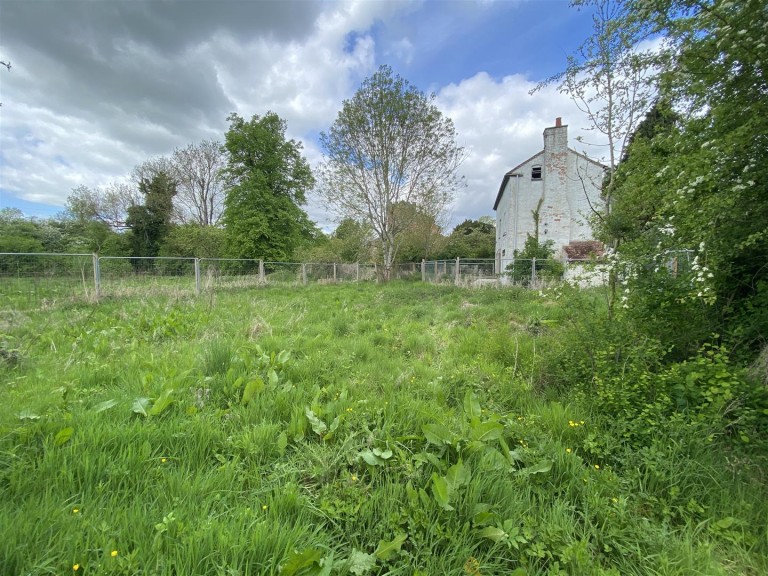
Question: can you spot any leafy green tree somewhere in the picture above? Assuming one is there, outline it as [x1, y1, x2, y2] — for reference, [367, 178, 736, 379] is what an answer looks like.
[221, 112, 315, 261]
[318, 65, 465, 279]
[604, 0, 768, 353]
[126, 169, 177, 258]
[158, 224, 225, 259]
[441, 219, 495, 259]
[0, 208, 44, 254]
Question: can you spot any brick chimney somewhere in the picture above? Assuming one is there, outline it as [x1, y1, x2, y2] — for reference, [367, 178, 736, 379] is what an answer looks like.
[555, 117, 562, 127]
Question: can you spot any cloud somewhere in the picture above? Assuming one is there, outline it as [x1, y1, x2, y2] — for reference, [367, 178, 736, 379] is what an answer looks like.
[0, 0, 609, 232]
[436, 72, 608, 225]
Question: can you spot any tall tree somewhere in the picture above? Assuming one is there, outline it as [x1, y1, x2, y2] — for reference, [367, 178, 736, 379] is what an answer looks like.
[221, 112, 315, 261]
[318, 65, 465, 279]
[536, 0, 657, 313]
[611, 0, 768, 352]
[171, 139, 226, 226]
[126, 169, 177, 259]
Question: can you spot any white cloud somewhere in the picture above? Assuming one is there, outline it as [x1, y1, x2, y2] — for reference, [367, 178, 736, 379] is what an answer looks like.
[436, 72, 609, 226]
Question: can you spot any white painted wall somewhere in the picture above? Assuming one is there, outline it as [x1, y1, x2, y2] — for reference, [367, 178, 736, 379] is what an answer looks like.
[494, 122, 605, 272]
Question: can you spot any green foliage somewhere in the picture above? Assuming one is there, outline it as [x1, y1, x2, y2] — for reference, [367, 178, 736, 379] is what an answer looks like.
[158, 223, 225, 259]
[505, 235, 564, 285]
[440, 219, 495, 259]
[126, 169, 178, 259]
[221, 112, 315, 261]
[598, 0, 768, 353]
[0, 284, 765, 575]
[319, 65, 464, 276]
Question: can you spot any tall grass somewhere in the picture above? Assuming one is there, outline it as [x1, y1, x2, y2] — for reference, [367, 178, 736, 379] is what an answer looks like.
[0, 283, 765, 575]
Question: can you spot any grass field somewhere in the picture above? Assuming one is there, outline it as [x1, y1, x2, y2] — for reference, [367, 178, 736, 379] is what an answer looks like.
[1, 283, 765, 575]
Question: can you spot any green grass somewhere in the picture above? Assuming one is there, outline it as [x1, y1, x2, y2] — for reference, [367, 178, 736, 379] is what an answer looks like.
[0, 283, 765, 575]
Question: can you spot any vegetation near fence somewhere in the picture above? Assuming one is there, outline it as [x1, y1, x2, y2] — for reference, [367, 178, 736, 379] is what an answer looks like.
[0, 282, 765, 575]
[1, 253, 576, 310]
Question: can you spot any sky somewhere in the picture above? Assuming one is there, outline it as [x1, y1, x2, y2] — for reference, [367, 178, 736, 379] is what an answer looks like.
[0, 0, 605, 232]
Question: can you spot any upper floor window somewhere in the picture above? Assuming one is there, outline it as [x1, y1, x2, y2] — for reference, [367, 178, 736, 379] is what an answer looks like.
[531, 165, 542, 180]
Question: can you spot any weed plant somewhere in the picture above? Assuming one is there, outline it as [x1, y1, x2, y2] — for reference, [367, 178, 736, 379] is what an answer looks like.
[0, 282, 765, 575]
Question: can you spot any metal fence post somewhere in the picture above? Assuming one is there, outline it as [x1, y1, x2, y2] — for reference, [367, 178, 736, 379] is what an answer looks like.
[356, 262, 360, 282]
[532, 257, 537, 285]
[302, 263, 307, 285]
[92, 253, 100, 301]
[421, 259, 426, 282]
[455, 257, 460, 285]
[333, 262, 337, 283]
[259, 259, 265, 283]
[194, 258, 201, 295]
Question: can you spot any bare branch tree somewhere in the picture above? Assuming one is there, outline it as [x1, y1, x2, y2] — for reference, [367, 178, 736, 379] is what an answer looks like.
[171, 140, 226, 226]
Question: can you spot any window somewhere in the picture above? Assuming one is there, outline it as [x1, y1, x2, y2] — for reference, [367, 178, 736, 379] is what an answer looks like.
[531, 165, 542, 180]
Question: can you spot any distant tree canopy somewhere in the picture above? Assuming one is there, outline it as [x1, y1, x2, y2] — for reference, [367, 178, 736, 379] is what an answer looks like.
[221, 112, 316, 261]
[441, 218, 495, 259]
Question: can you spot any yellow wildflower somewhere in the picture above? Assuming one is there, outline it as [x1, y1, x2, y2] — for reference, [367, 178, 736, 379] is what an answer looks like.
[161, 458, 167, 463]
[566, 448, 572, 454]
[262, 505, 268, 510]
[594, 464, 600, 470]
[73, 564, 80, 571]
[111, 550, 118, 557]
[351, 475, 358, 481]
[72, 508, 79, 514]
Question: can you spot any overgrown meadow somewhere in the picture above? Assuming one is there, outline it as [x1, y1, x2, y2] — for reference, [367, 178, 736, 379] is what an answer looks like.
[1, 283, 765, 575]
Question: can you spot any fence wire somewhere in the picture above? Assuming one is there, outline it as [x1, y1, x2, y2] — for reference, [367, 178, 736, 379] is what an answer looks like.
[0, 253, 589, 310]
[0, 253, 95, 309]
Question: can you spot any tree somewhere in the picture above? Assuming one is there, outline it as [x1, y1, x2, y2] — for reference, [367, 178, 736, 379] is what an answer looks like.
[159, 224, 225, 259]
[441, 218, 496, 259]
[65, 183, 139, 230]
[607, 0, 768, 353]
[126, 169, 177, 259]
[318, 65, 465, 279]
[391, 202, 446, 262]
[221, 112, 316, 261]
[536, 0, 657, 314]
[171, 139, 226, 226]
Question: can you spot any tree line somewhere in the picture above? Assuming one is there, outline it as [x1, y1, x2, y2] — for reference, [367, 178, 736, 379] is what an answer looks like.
[1, 66, 489, 270]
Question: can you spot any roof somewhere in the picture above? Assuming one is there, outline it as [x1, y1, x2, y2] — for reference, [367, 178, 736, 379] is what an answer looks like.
[492, 148, 607, 211]
[563, 240, 605, 261]
[492, 151, 543, 211]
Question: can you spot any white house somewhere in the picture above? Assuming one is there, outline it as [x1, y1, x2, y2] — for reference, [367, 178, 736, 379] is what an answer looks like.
[493, 118, 606, 273]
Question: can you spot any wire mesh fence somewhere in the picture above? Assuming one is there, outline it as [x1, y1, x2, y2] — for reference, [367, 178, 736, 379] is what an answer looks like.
[0, 253, 96, 309]
[0, 253, 584, 310]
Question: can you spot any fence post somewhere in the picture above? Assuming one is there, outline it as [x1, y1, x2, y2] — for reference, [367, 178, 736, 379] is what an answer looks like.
[92, 253, 100, 301]
[374, 263, 378, 282]
[302, 263, 307, 285]
[421, 259, 426, 282]
[259, 259, 265, 283]
[333, 262, 337, 283]
[194, 259, 201, 295]
[532, 257, 536, 285]
[356, 262, 360, 282]
[453, 256, 461, 286]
